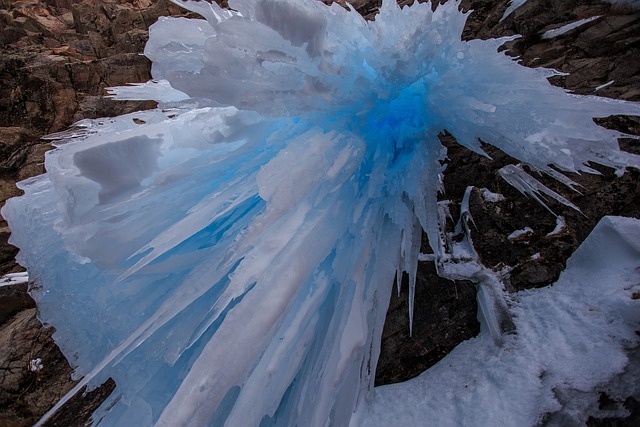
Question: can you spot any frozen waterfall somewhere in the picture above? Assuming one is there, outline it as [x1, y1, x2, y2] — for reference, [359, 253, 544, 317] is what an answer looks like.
[3, 0, 640, 426]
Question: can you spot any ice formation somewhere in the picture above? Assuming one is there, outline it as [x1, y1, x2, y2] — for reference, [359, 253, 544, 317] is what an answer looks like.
[498, 164, 582, 215]
[507, 226, 534, 241]
[0, 271, 29, 287]
[501, 0, 529, 21]
[3, 0, 640, 426]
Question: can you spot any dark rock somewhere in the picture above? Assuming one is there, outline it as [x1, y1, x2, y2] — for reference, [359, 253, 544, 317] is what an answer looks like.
[0, 127, 40, 178]
[0, 283, 35, 327]
[588, 397, 640, 426]
[376, 263, 480, 385]
[0, 305, 116, 427]
[0, 308, 75, 426]
[0, 226, 19, 274]
[43, 379, 117, 427]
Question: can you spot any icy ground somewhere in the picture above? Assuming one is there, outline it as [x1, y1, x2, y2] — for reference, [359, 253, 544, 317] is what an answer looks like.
[2, 0, 640, 425]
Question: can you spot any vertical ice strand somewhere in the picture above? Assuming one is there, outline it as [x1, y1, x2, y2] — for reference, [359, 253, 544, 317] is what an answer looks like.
[3, 0, 640, 426]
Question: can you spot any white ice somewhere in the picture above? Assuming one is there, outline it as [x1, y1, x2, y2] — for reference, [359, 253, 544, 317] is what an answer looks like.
[480, 188, 506, 203]
[541, 16, 601, 39]
[501, 0, 529, 21]
[547, 215, 567, 237]
[507, 226, 534, 241]
[498, 164, 583, 215]
[596, 80, 616, 92]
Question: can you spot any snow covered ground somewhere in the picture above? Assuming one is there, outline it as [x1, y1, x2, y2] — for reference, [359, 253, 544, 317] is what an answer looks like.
[356, 216, 640, 426]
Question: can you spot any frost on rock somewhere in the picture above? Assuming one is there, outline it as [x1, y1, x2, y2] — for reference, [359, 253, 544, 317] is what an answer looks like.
[2, 0, 640, 426]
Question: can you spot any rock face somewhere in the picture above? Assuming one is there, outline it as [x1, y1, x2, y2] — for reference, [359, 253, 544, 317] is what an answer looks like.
[0, 0, 186, 135]
[461, 0, 640, 101]
[375, 264, 479, 386]
[0, 307, 74, 426]
[0, 0, 639, 424]
[0, 303, 115, 427]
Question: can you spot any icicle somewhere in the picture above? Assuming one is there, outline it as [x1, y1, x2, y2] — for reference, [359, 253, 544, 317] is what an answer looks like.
[498, 164, 582, 215]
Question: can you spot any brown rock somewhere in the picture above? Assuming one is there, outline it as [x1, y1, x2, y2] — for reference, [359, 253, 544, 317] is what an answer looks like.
[0, 302, 116, 427]
[376, 263, 479, 385]
[0, 283, 34, 326]
[0, 308, 75, 426]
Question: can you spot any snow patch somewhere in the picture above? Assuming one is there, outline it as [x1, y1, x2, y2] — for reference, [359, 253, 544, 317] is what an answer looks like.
[547, 215, 567, 237]
[0, 272, 29, 287]
[508, 226, 534, 241]
[541, 16, 601, 39]
[480, 188, 506, 203]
